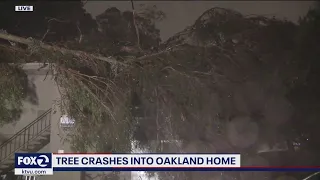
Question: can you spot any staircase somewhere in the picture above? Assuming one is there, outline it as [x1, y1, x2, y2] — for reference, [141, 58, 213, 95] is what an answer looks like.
[0, 109, 52, 175]
[0, 171, 40, 180]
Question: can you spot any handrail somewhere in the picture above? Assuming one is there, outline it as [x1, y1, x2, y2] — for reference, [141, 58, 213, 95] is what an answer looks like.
[0, 108, 52, 164]
[0, 109, 51, 147]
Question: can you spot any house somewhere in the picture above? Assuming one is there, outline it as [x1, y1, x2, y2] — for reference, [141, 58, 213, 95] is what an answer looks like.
[0, 63, 81, 180]
[0, 63, 143, 180]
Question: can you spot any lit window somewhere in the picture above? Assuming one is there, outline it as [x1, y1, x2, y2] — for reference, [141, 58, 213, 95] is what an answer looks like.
[59, 115, 75, 128]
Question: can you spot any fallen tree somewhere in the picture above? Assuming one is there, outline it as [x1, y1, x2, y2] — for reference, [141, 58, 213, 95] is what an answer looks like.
[0, 6, 318, 180]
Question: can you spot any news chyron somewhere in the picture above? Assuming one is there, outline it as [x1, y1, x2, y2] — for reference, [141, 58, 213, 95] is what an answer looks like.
[15, 6, 34, 12]
[15, 153, 53, 175]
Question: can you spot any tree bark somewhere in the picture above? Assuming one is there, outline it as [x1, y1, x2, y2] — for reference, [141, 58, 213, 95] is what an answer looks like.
[0, 32, 127, 67]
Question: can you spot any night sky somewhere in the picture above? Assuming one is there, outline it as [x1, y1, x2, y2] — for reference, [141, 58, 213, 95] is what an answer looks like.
[85, 1, 315, 40]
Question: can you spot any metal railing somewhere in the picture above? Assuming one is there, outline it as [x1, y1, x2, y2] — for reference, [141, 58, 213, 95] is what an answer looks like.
[24, 176, 40, 180]
[0, 109, 52, 165]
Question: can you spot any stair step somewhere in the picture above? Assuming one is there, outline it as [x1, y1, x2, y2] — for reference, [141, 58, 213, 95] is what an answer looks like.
[3, 160, 14, 165]
[29, 141, 42, 145]
[37, 136, 49, 140]
[20, 148, 34, 151]
[7, 157, 14, 161]
[0, 156, 15, 164]
[0, 164, 9, 169]
[41, 131, 50, 136]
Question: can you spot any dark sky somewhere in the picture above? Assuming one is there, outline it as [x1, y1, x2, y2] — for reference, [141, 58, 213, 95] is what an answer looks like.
[85, 1, 315, 41]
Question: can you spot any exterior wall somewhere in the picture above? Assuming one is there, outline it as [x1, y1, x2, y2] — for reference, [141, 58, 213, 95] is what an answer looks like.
[44, 86, 81, 180]
[0, 63, 58, 145]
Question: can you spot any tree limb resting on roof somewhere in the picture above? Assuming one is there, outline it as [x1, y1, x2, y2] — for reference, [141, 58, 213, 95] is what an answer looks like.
[0, 32, 127, 67]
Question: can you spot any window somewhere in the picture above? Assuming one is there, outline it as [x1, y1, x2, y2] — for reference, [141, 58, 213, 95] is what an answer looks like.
[59, 115, 75, 129]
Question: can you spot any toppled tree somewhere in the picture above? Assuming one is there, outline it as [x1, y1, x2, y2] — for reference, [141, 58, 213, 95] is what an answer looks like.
[0, 3, 319, 180]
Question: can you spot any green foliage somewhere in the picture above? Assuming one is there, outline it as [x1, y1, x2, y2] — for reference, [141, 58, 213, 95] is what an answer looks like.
[69, 6, 164, 57]
[57, 72, 133, 153]
[0, 64, 28, 126]
[287, 2, 320, 150]
[0, 4, 320, 180]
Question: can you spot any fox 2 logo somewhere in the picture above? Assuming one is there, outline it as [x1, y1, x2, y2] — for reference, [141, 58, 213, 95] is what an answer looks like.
[15, 153, 52, 168]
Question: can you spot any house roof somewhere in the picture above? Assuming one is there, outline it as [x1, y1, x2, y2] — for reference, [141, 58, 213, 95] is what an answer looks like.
[22, 63, 53, 75]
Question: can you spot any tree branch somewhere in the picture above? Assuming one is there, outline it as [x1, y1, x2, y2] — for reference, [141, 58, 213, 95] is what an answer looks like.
[131, 0, 141, 50]
[0, 32, 127, 67]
